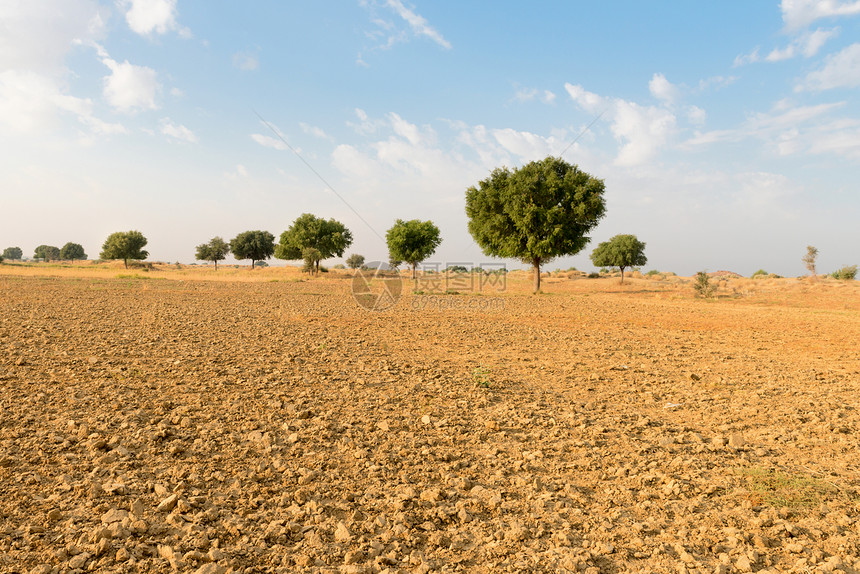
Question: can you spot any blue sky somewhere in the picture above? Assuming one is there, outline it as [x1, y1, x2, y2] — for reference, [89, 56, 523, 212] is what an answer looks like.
[2, 1, 859, 275]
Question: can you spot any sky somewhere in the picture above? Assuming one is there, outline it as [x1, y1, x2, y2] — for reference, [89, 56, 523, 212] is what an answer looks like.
[1, 0, 859, 276]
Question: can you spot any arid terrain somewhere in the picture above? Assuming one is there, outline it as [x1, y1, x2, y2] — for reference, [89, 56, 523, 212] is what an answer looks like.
[1, 264, 859, 574]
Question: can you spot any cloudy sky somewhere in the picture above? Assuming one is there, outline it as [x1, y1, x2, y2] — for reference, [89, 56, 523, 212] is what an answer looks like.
[2, 0, 859, 275]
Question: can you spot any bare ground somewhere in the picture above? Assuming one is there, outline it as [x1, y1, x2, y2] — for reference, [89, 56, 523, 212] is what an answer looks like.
[1, 270, 859, 574]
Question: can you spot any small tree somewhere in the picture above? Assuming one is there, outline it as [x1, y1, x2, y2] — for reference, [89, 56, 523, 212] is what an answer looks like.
[466, 156, 606, 293]
[2, 247, 22, 260]
[302, 247, 322, 275]
[345, 253, 365, 270]
[831, 265, 857, 280]
[802, 245, 818, 277]
[276, 213, 353, 274]
[693, 271, 715, 298]
[386, 219, 442, 279]
[230, 230, 275, 269]
[34, 245, 61, 261]
[589, 234, 647, 284]
[388, 257, 403, 271]
[60, 242, 87, 260]
[100, 231, 148, 268]
[195, 236, 230, 269]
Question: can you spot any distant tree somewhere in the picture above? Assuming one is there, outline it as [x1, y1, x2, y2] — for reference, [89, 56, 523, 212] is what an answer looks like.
[589, 234, 647, 284]
[345, 253, 365, 270]
[2, 247, 22, 260]
[831, 265, 857, 280]
[388, 257, 403, 271]
[195, 236, 230, 269]
[466, 156, 606, 293]
[802, 245, 818, 277]
[230, 230, 274, 269]
[302, 247, 322, 275]
[693, 271, 715, 298]
[34, 245, 61, 261]
[386, 219, 442, 279]
[60, 242, 87, 260]
[100, 231, 148, 268]
[275, 213, 353, 274]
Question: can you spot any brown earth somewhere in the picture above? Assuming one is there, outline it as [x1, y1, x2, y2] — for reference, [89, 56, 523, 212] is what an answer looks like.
[0, 266, 859, 574]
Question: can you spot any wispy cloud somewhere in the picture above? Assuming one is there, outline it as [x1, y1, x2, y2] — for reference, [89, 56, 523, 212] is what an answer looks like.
[120, 0, 191, 37]
[798, 42, 860, 90]
[359, 0, 451, 57]
[160, 118, 196, 143]
[781, 0, 860, 30]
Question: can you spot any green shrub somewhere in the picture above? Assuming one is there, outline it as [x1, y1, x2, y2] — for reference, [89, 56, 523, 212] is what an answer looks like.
[645, 269, 661, 276]
[587, 272, 600, 279]
[693, 271, 715, 298]
[831, 265, 857, 280]
[751, 269, 768, 278]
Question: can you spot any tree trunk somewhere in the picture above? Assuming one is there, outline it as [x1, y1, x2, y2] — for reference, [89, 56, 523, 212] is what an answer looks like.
[251, 259, 255, 269]
[124, 258, 128, 269]
[533, 260, 541, 293]
[412, 262, 417, 280]
[620, 266, 625, 284]
[214, 259, 217, 270]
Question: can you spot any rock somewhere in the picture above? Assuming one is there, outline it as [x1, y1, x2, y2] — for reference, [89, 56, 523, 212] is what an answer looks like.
[46, 508, 62, 522]
[131, 498, 145, 516]
[735, 554, 753, 572]
[729, 432, 745, 448]
[335, 521, 353, 543]
[116, 547, 131, 562]
[28, 566, 51, 574]
[156, 493, 179, 512]
[101, 508, 129, 523]
[377, 420, 390, 431]
[421, 415, 432, 425]
[420, 488, 442, 502]
[69, 552, 91, 569]
[194, 564, 226, 574]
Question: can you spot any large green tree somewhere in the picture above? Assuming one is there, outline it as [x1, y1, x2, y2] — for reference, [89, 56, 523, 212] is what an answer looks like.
[275, 213, 353, 274]
[466, 156, 606, 293]
[60, 242, 87, 260]
[589, 234, 647, 284]
[195, 236, 230, 269]
[2, 247, 22, 260]
[230, 230, 274, 269]
[100, 231, 148, 268]
[34, 245, 61, 261]
[386, 219, 442, 279]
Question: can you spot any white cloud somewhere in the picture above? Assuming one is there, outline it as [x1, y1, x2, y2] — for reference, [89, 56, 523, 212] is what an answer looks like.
[566, 82, 676, 166]
[491, 128, 561, 161]
[799, 42, 860, 90]
[251, 133, 288, 151]
[159, 118, 196, 142]
[687, 105, 707, 126]
[232, 51, 259, 71]
[513, 87, 557, 104]
[697, 75, 739, 91]
[384, 0, 451, 49]
[649, 73, 679, 104]
[734, 48, 761, 67]
[122, 0, 190, 37]
[781, 0, 860, 29]
[765, 27, 838, 61]
[300, 122, 331, 140]
[101, 57, 160, 112]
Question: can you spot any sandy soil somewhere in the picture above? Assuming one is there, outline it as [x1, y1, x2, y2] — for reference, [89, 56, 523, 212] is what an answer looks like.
[1, 266, 858, 574]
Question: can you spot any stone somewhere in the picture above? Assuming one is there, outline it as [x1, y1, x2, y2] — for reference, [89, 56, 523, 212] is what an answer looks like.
[156, 494, 179, 512]
[729, 433, 746, 448]
[335, 521, 353, 543]
[421, 415, 432, 425]
[735, 554, 753, 572]
[101, 508, 129, 524]
[194, 564, 226, 574]
[69, 552, 91, 569]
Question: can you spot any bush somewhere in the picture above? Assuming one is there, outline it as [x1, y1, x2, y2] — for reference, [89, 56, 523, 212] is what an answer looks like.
[831, 265, 857, 280]
[693, 271, 715, 298]
[645, 269, 661, 276]
[333, 264, 346, 269]
[587, 272, 600, 279]
[751, 269, 768, 278]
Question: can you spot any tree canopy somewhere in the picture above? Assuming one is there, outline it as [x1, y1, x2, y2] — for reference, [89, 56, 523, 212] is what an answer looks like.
[275, 213, 353, 274]
[230, 230, 275, 269]
[802, 245, 818, 277]
[386, 219, 442, 279]
[466, 156, 606, 292]
[346, 253, 365, 270]
[2, 247, 22, 260]
[100, 231, 148, 268]
[60, 242, 87, 260]
[195, 236, 230, 269]
[34, 245, 61, 261]
[589, 234, 647, 283]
